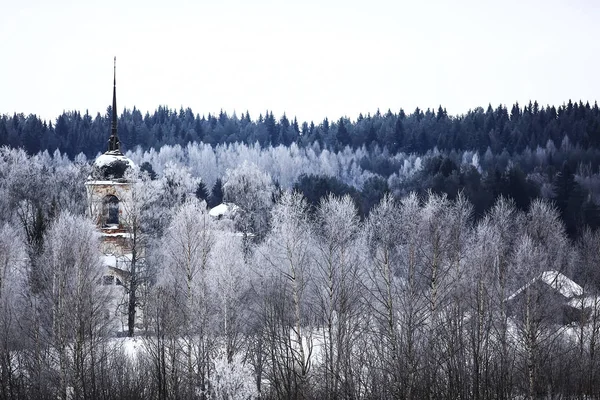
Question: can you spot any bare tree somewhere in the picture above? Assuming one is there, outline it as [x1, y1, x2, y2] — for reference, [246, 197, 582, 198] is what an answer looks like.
[258, 191, 314, 399]
[479, 196, 523, 400]
[40, 212, 113, 400]
[157, 198, 216, 398]
[311, 194, 364, 399]
[208, 233, 249, 364]
[511, 200, 570, 399]
[465, 215, 503, 400]
[363, 193, 404, 399]
[0, 223, 28, 399]
[574, 228, 600, 397]
[117, 169, 161, 337]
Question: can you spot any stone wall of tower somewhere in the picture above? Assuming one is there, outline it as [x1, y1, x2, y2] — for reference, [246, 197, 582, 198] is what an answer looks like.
[85, 180, 133, 256]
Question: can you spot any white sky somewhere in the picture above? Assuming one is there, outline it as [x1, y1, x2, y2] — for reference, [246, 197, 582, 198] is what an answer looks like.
[2, 0, 599, 124]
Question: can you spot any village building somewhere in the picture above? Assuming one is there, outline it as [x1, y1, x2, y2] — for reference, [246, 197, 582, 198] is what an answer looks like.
[506, 270, 588, 325]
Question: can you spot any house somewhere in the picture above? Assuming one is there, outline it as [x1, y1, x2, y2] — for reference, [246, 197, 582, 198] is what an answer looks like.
[506, 270, 586, 325]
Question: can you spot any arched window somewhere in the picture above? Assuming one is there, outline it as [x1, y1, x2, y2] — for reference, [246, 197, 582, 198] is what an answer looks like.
[103, 195, 120, 226]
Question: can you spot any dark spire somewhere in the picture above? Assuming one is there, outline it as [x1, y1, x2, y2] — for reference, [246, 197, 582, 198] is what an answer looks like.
[108, 56, 121, 154]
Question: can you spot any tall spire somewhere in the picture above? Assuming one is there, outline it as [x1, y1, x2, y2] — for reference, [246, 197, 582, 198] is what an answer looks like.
[108, 56, 121, 154]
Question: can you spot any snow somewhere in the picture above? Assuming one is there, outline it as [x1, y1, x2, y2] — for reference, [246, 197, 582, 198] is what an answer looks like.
[85, 180, 130, 185]
[569, 295, 600, 310]
[102, 255, 117, 268]
[93, 152, 135, 169]
[506, 270, 583, 301]
[540, 270, 583, 298]
[101, 232, 133, 239]
[120, 337, 143, 358]
[209, 203, 238, 218]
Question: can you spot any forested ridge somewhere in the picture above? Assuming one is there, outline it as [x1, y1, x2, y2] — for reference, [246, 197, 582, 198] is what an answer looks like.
[2, 99, 600, 236]
[3, 100, 600, 157]
[0, 100, 600, 399]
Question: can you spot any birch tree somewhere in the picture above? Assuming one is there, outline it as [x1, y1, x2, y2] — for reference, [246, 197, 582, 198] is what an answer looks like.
[41, 212, 112, 400]
[118, 169, 160, 337]
[512, 199, 570, 399]
[312, 194, 363, 399]
[395, 192, 428, 400]
[259, 191, 314, 398]
[574, 228, 600, 396]
[0, 223, 27, 399]
[485, 197, 523, 400]
[465, 216, 499, 400]
[363, 194, 403, 398]
[208, 233, 249, 364]
[158, 198, 215, 398]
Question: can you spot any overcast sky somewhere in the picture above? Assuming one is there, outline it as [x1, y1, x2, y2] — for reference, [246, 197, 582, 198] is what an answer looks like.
[2, 0, 599, 124]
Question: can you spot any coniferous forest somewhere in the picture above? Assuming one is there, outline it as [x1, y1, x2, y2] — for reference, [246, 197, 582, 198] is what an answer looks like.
[2, 100, 600, 236]
[0, 101, 600, 399]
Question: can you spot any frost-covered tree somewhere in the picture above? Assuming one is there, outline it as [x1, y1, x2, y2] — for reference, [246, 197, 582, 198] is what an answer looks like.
[257, 191, 314, 398]
[155, 198, 215, 398]
[211, 354, 257, 400]
[223, 160, 274, 242]
[394, 192, 428, 400]
[362, 194, 404, 398]
[464, 214, 501, 400]
[311, 194, 364, 399]
[479, 197, 524, 399]
[40, 212, 112, 400]
[117, 169, 161, 337]
[158, 162, 201, 222]
[0, 223, 27, 399]
[209, 234, 249, 364]
[362, 191, 473, 399]
[573, 229, 600, 396]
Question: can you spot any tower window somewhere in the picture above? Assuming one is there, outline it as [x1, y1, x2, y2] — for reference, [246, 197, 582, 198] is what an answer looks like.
[103, 195, 120, 226]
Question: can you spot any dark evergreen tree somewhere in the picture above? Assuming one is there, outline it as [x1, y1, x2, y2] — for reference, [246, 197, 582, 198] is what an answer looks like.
[195, 181, 210, 203]
[392, 117, 404, 153]
[140, 162, 157, 180]
[336, 118, 350, 148]
[293, 174, 359, 212]
[360, 176, 389, 215]
[209, 178, 224, 208]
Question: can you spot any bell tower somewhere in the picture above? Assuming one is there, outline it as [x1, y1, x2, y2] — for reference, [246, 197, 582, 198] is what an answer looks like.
[85, 57, 135, 286]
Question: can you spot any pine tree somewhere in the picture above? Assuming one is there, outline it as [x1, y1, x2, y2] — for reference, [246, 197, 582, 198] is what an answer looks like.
[336, 118, 350, 148]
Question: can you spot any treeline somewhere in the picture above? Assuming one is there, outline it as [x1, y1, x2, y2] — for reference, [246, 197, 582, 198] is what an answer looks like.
[2, 100, 600, 237]
[2, 146, 600, 399]
[125, 139, 600, 238]
[2, 100, 600, 159]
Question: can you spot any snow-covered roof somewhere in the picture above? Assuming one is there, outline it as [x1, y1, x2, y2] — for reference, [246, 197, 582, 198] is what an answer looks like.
[209, 202, 238, 218]
[569, 295, 600, 310]
[506, 270, 583, 301]
[94, 152, 135, 169]
[540, 271, 583, 298]
[89, 151, 135, 181]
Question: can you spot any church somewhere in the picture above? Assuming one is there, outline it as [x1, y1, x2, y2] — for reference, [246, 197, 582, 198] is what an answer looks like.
[85, 58, 140, 334]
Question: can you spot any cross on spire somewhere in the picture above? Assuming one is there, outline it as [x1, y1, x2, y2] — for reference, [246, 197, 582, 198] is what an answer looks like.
[108, 56, 121, 154]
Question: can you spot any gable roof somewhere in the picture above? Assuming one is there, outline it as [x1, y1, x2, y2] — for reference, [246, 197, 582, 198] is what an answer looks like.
[506, 270, 583, 302]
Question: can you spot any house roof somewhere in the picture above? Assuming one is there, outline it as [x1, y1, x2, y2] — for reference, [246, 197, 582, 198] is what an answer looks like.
[209, 202, 238, 218]
[540, 271, 583, 298]
[506, 270, 583, 301]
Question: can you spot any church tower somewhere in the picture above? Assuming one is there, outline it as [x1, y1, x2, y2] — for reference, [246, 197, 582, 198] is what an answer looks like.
[85, 57, 135, 286]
